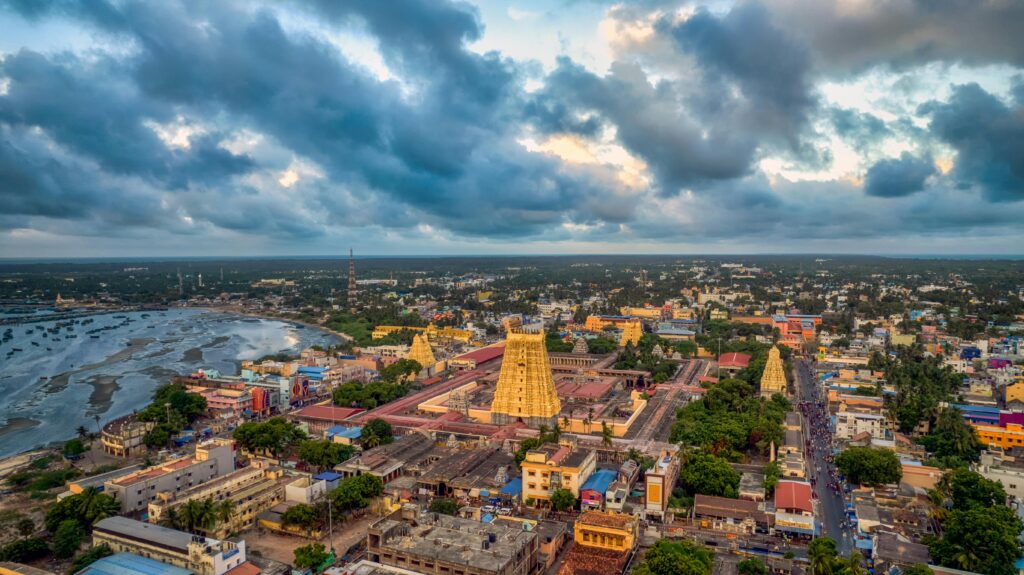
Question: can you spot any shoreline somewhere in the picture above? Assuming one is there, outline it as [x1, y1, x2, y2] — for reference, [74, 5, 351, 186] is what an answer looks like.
[0, 307, 344, 467]
[194, 305, 354, 343]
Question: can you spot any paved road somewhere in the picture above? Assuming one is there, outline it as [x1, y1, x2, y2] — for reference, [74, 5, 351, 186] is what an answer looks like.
[795, 358, 854, 555]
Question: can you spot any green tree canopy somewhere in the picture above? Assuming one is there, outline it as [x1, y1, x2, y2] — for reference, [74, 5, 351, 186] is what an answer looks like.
[281, 503, 320, 530]
[298, 440, 354, 472]
[361, 418, 394, 448]
[931, 468, 1007, 510]
[918, 408, 985, 468]
[633, 540, 713, 575]
[835, 447, 902, 486]
[52, 519, 85, 559]
[0, 538, 50, 562]
[737, 559, 768, 575]
[549, 489, 575, 512]
[293, 542, 331, 573]
[63, 438, 86, 458]
[678, 452, 740, 498]
[928, 506, 1021, 575]
[330, 474, 383, 511]
[429, 498, 459, 515]
[70, 544, 113, 574]
[232, 417, 307, 457]
[807, 537, 838, 575]
[44, 487, 120, 533]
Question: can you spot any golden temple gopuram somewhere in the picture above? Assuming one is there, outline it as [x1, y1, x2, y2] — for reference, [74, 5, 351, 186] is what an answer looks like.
[619, 319, 642, 348]
[490, 330, 561, 427]
[407, 333, 436, 371]
[759, 345, 787, 397]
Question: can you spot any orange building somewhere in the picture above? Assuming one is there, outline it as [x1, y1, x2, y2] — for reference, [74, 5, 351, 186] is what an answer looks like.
[973, 423, 1024, 449]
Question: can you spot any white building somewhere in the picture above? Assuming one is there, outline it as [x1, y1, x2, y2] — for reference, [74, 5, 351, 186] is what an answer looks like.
[104, 439, 236, 513]
[835, 412, 888, 441]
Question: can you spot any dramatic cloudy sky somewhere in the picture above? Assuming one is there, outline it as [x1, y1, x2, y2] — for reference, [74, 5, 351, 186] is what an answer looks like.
[1, 0, 1022, 257]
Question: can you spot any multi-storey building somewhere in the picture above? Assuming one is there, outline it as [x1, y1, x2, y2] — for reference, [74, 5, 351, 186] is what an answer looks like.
[572, 511, 638, 553]
[835, 411, 889, 441]
[367, 506, 538, 575]
[101, 415, 155, 458]
[644, 451, 680, 521]
[148, 466, 288, 538]
[92, 517, 246, 575]
[520, 443, 596, 503]
[104, 439, 235, 513]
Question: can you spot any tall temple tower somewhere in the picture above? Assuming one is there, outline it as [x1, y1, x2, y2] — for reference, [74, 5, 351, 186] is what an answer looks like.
[347, 248, 357, 313]
[491, 331, 561, 427]
[619, 319, 643, 348]
[759, 345, 787, 397]
[407, 334, 436, 372]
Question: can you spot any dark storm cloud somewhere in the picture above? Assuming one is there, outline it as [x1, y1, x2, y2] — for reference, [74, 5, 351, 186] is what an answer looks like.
[0, 49, 254, 187]
[863, 152, 936, 198]
[919, 83, 1024, 202]
[0, 0, 633, 241]
[533, 58, 757, 193]
[1, 0, 1022, 252]
[829, 108, 891, 151]
[760, 0, 1024, 73]
[667, 2, 816, 146]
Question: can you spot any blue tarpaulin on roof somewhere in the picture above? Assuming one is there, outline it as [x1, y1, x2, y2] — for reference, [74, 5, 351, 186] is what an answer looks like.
[500, 477, 522, 496]
[581, 468, 617, 494]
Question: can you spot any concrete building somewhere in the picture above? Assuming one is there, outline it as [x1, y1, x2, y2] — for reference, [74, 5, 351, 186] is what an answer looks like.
[835, 412, 888, 441]
[148, 466, 288, 538]
[101, 415, 155, 458]
[367, 506, 538, 575]
[975, 451, 1024, 500]
[92, 517, 247, 575]
[104, 439, 236, 513]
[572, 511, 638, 553]
[520, 443, 597, 503]
[644, 451, 680, 521]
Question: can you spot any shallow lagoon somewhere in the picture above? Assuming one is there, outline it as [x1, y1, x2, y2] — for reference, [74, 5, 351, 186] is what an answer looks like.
[0, 308, 339, 456]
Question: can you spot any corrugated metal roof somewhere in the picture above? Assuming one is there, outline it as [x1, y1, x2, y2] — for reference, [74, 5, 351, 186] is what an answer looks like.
[78, 553, 193, 575]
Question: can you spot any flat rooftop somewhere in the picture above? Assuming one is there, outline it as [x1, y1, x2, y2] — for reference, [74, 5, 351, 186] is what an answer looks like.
[372, 512, 536, 572]
[94, 516, 222, 554]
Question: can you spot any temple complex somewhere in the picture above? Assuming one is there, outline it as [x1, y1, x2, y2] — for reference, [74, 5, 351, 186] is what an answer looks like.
[619, 320, 642, 348]
[759, 345, 787, 397]
[407, 334, 436, 371]
[490, 331, 562, 427]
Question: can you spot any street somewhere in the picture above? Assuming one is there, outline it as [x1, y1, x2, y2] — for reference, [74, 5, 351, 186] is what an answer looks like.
[795, 358, 853, 555]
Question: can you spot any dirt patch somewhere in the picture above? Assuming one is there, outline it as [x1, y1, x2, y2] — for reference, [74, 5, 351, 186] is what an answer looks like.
[45, 337, 155, 394]
[0, 417, 41, 440]
[84, 374, 121, 415]
[182, 347, 203, 362]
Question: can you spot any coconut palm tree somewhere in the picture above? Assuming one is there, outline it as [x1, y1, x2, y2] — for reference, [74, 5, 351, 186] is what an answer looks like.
[215, 499, 235, 532]
[807, 537, 837, 575]
[78, 487, 120, 526]
[600, 422, 613, 448]
[77, 425, 95, 465]
[843, 551, 867, 575]
[159, 507, 182, 529]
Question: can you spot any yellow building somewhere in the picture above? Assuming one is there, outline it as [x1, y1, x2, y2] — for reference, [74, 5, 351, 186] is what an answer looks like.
[573, 511, 638, 553]
[407, 334, 436, 371]
[709, 308, 729, 321]
[759, 345, 787, 397]
[1006, 381, 1024, 408]
[619, 320, 642, 348]
[241, 359, 297, 377]
[371, 323, 472, 344]
[491, 331, 561, 427]
[521, 443, 597, 503]
[583, 315, 635, 333]
[973, 423, 1024, 449]
[619, 306, 662, 320]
